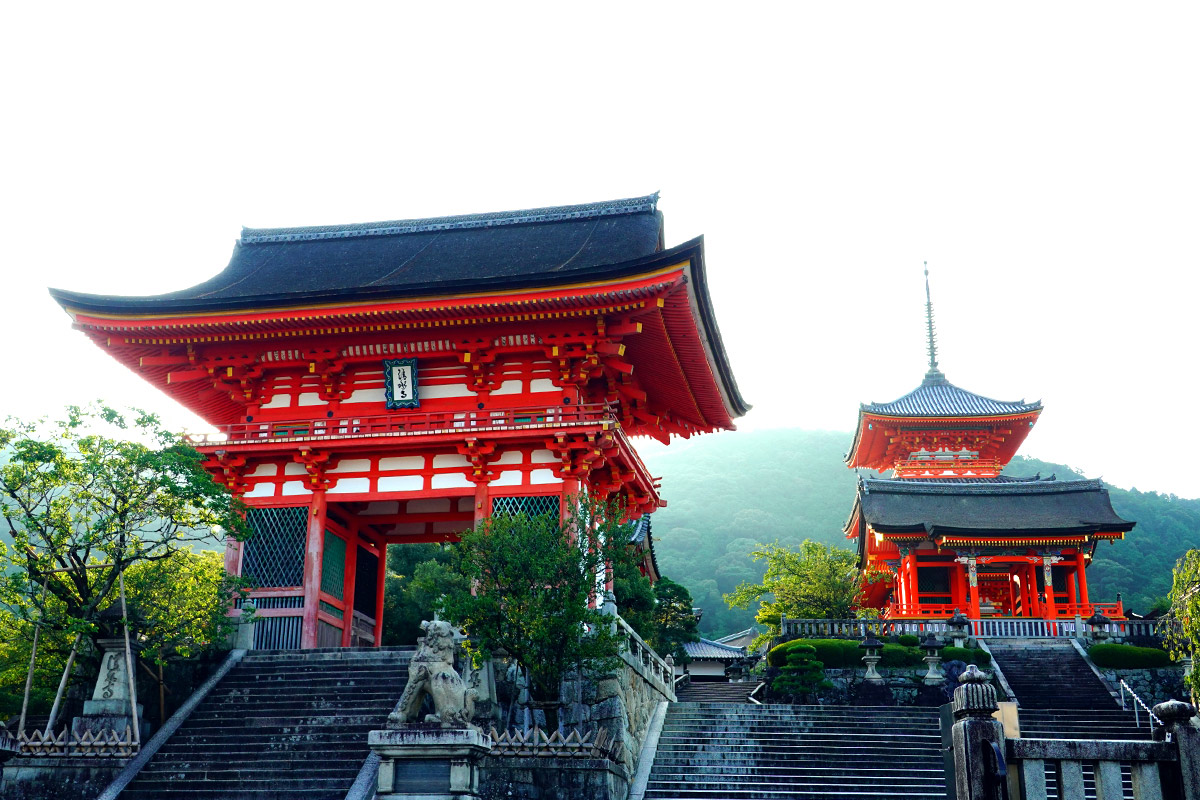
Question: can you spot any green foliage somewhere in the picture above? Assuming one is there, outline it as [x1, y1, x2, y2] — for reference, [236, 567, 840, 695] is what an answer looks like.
[897, 634, 920, 646]
[647, 577, 700, 662]
[1089, 643, 1172, 669]
[943, 647, 991, 666]
[612, 559, 656, 642]
[0, 405, 248, 630]
[771, 644, 830, 698]
[381, 543, 465, 646]
[723, 540, 859, 649]
[1165, 549, 1200, 697]
[879, 643, 924, 667]
[437, 498, 640, 702]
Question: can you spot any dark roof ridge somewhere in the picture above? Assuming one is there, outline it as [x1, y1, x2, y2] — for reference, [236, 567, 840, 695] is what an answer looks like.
[862, 477, 1106, 496]
[240, 193, 660, 245]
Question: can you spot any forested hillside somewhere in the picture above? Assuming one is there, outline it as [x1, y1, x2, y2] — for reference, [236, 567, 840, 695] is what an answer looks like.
[640, 429, 1200, 638]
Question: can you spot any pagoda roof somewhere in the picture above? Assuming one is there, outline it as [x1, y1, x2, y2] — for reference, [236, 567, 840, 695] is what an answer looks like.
[859, 372, 1042, 418]
[49, 195, 666, 314]
[856, 477, 1134, 535]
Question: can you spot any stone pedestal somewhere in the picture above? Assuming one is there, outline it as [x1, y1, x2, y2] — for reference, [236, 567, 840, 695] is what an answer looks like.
[368, 724, 492, 799]
[71, 639, 141, 738]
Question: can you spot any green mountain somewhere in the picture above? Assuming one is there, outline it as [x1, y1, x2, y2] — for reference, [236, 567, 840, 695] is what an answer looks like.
[640, 429, 1200, 638]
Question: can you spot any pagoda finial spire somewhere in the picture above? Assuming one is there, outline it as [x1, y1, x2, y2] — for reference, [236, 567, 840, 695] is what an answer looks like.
[923, 262, 945, 383]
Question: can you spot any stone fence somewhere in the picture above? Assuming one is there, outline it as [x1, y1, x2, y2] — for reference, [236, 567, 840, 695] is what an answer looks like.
[781, 615, 1163, 643]
[949, 665, 1200, 800]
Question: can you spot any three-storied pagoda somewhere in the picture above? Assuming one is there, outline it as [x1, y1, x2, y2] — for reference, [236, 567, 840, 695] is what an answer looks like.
[51, 194, 747, 649]
[845, 271, 1133, 622]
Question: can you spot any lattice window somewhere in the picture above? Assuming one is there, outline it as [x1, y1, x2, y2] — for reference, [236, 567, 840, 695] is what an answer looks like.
[492, 495, 560, 519]
[242, 507, 307, 588]
[321, 531, 347, 600]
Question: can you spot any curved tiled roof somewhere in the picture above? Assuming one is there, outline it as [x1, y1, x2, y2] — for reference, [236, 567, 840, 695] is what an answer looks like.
[859, 477, 1135, 533]
[861, 372, 1041, 417]
[683, 638, 746, 661]
[49, 195, 665, 313]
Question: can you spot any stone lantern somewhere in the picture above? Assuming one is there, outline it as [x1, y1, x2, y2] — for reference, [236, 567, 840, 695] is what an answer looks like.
[860, 633, 884, 684]
[921, 633, 946, 686]
[946, 608, 971, 649]
[1087, 611, 1112, 643]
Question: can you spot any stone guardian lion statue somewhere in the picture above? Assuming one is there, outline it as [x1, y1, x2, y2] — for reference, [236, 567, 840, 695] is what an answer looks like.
[388, 619, 479, 730]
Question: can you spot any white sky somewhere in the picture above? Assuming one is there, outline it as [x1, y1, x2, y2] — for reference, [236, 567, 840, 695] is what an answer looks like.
[2, 3, 1197, 499]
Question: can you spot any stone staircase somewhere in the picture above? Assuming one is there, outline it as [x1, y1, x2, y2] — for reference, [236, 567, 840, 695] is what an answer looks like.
[985, 640, 1153, 740]
[118, 646, 414, 800]
[673, 681, 756, 704]
[644, 703, 947, 799]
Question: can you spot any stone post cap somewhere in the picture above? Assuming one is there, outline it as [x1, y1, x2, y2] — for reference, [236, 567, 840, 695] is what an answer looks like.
[665, 654, 675, 667]
[1152, 699, 1197, 727]
[952, 664, 998, 719]
[859, 634, 883, 650]
[947, 608, 970, 627]
[921, 633, 945, 651]
[1086, 612, 1111, 626]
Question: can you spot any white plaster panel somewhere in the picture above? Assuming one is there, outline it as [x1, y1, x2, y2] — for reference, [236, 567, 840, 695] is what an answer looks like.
[491, 380, 523, 396]
[433, 454, 469, 469]
[281, 481, 312, 496]
[284, 462, 308, 476]
[431, 473, 473, 489]
[389, 523, 426, 536]
[260, 393, 292, 409]
[377, 475, 425, 492]
[407, 498, 452, 514]
[362, 501, 401, 515]
[244, 482, 276, 498]
[297, 392, 325, 407]
[530, 449, 556, 464]
[529, 378, 558, 393]
[248, 463, 279, 477]
[329, 458, 371, 474]
[421, 383, 475, 399]
[490, 470, 522, 487]
[329, 477, 370, 494]
[379, 456, 425, 471]
[529, 469, 561, 485]
[433, 521, 467, 535]
[458, 497, 475, 512]
[346, 388, 385, 404]
[493, 450, 524, 466]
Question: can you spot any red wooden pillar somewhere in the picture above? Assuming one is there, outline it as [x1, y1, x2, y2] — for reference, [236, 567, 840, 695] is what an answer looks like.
[223, 535, 243, 578]
[340, 526, 360, 648]
[301, 490, 327, 649]
[1076, 550, 1091, 606]
[965, 557, 981, 620]
[473, 482, 490, 528]
[1041, 557, 1057, 620]
[1067, 570, 1079, 609]
[373, 541, 387, 647]
[1025, 563, 1042, 618]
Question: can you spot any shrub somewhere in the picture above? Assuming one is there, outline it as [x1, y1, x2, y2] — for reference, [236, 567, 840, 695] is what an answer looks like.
[897, 634, 921, 647]
[772, 645, 831, 698]
[769, 638, 864, 668]
[879, 643, 925, 667]
[1089, 643, 1172, 669]
[943, 646, 991, 666]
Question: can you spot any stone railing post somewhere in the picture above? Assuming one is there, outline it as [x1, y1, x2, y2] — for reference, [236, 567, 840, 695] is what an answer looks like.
[1154, 699, 1200, 799]
[234, 600, 256, 650]
[951, 664, 1006, 800]
[859, 634, 884, 684]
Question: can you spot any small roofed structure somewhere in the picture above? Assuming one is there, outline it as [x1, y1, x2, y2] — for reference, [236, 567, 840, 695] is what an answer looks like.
[677, 638, 748, 681]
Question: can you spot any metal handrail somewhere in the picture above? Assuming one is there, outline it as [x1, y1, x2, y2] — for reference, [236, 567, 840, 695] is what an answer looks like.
[1119, 678, 1164, 730]
[747, 682, 766, 705]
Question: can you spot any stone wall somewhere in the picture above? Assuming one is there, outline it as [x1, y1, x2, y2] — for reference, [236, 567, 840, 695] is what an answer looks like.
[479, 757, 628, 800]
[0, 757, 126, 800]
[765, 660, 978, 707]
[1095, 667, 1188, 708]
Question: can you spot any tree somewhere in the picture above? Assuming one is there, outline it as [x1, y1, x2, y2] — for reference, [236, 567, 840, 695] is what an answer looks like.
[437, 499, 640, 720]
[1165, 549, 1200, 699]
[723, 540, 860, 649]
[381, 543, 468, 646]
[0, 405, 248, 684]
[649, 577, 700, 662]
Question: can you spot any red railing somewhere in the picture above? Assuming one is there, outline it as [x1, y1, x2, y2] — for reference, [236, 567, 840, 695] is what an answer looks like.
[186, 403, 614, 446]
[885, 600, 1126, 621]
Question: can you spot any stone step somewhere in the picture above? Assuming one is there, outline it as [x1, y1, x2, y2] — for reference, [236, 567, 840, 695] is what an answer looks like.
[644, 787, 948, 799]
